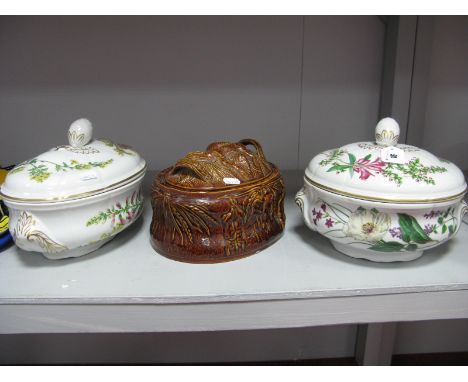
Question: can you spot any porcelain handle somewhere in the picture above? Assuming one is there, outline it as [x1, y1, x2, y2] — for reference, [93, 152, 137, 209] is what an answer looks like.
[68, 118, 93, 147]
[457, 199, 468, 224]
[12, 211, 68, 254]
[295, 186, 317, 231]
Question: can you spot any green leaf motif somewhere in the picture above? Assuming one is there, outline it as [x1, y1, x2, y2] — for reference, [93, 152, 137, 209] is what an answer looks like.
[348, 153, 356, 164]
[327, 164, 352, 173]
[28, 164, 51, 183]
[363, 153, 372, 161]
[86, 192, 143, 230]
[369, 241, 406, 252]
[86, 211, 110, 226]
[9, 158, 114, 183]
[398, 213, 432, 244]
[448, 225, 455, 236]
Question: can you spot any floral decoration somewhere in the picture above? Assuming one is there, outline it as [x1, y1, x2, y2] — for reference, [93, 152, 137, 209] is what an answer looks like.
[311, 199, 458, 253]
[86, 191, 143, 239]
[423, 207, 457, 236]
[9, 158, 114, 183]
[318, 149, 447, 186]
[344, 208, 391, 242]
[98, 138, 135, 156]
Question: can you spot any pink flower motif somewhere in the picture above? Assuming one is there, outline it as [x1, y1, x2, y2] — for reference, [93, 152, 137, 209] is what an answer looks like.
[312, 208, 317, 216]
[119, 216, 126, 225]
[325, 218, 334, 228]
[315, 211, 323, 220]
[313, 218, 317, 225]
[353, 157, 386, 180]
[321, 203, 327, 211]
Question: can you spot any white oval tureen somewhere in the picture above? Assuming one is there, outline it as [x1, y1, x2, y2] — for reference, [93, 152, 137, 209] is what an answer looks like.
[296, 117, 467, 262]
[0, 118, 147, 259]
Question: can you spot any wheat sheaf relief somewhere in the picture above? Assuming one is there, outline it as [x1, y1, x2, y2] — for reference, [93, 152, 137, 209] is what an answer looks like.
[221, 179, 285, 256]
[13, 211, 68, 253]
[151, 189, 217, 246]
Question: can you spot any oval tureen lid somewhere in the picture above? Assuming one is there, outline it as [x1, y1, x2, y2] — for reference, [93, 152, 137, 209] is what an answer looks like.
[165, 139, 274, 190]
[1, 118, 146, 203]
[305, 118, 467, 203]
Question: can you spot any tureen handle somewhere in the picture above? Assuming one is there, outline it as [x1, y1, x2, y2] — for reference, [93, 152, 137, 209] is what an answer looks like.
[295, 186, 318, 231]
[12, 211, 68, 255]
[457, 199, 468, 224]
[68, 118, 93, 147]
[238, 139, 267, 161]
[375, 117, 400, 147]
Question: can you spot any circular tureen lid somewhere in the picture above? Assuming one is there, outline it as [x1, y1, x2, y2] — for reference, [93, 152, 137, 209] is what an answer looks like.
[1, 118, 146, 203]
[305, 118, 467, 203]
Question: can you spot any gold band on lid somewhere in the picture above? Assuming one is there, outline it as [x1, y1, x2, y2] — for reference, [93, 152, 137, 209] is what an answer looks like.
[0, 165, 147, 204]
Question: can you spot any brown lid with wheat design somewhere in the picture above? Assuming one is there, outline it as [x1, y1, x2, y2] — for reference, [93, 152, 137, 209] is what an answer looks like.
[166, 139, 274, 190]
[305, 118, 466, 203]
[1, 118, 146, 203]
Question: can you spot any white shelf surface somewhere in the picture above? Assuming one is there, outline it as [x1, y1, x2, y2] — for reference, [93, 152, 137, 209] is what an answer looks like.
[1, 171, 468, 333]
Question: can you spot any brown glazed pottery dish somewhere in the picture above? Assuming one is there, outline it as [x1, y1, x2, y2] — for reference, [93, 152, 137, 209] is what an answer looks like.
[150, 139, 285, 263]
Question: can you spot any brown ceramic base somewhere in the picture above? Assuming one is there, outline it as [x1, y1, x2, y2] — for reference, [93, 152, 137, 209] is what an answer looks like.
[150, 165, 285, 264]
[150, 231, 284, 264]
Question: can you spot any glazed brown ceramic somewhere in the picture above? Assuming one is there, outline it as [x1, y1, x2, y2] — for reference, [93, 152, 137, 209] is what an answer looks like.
[150, 139, 285, 263]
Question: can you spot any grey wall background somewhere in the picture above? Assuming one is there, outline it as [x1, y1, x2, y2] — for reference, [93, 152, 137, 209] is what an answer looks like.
[421, 16, 468, 167]
[0, 16, 467, 363]
[299, 16, 384, 168]
[0, 16, 384, 171]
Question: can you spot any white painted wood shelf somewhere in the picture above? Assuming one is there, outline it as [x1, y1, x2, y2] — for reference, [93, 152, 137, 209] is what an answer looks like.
[1, 171, 468, 336]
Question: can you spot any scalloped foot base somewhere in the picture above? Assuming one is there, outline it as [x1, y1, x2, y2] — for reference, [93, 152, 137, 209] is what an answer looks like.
[42, 237, 113, 260]
[331, 241, 424, 263]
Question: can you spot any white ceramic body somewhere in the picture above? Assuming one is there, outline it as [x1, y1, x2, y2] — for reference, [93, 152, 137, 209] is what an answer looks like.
[3, 174, 145, 260]
[296, 179, 468, 262]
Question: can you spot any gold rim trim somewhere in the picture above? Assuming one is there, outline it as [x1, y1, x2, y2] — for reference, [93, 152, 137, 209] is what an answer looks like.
[305, 175, 467, 204]
[0, 165, 147, 204]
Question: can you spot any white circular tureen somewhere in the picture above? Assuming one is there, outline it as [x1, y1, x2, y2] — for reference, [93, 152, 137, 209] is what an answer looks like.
[0, 118, 147, 259]
[296, 117, 467, 262]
